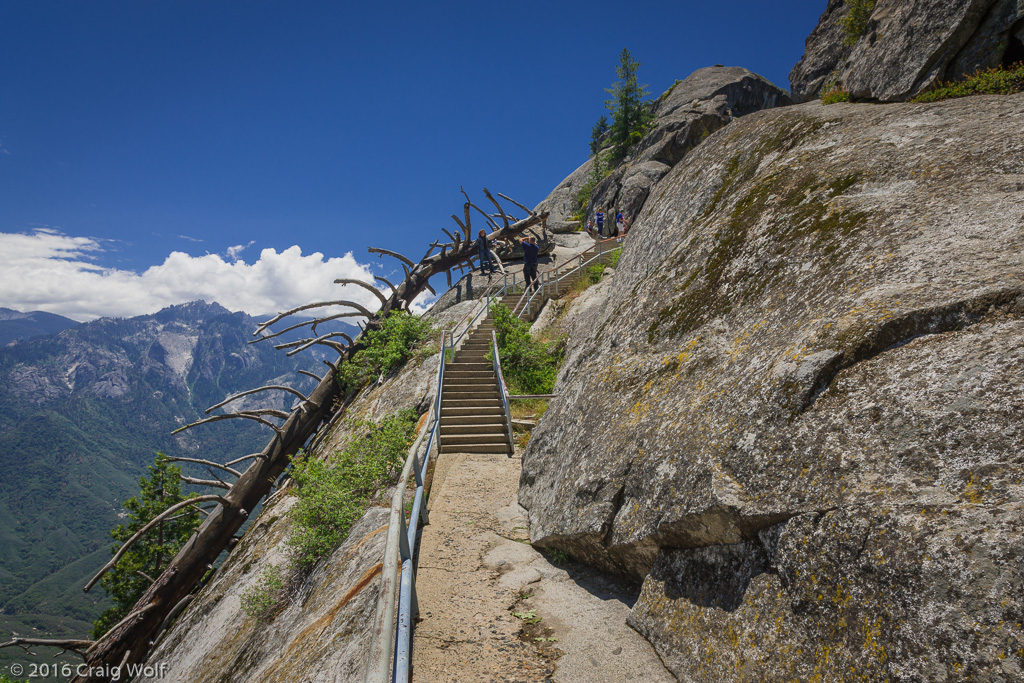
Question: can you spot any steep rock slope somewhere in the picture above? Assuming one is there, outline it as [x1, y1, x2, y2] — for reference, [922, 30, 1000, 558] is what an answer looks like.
[520, 94, 1024, 680]
[791, 0, 1024, 102]
[535, 66, 791, 233]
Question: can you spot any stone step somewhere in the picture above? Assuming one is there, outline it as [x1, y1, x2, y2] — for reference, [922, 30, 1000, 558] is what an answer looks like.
[444, 375, 495, 384]
[440, 423, 506, 435]
[440, 432, 510, 446]
[440, 442, 511, 454]
[444, 385, 499, 395]
[441, 405, 505, 416]
[440, 415, 508, 427]
[443, 392, 501, 402]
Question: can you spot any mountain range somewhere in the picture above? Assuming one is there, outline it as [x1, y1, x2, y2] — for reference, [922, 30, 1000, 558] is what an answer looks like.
[0, 300, 350, 645]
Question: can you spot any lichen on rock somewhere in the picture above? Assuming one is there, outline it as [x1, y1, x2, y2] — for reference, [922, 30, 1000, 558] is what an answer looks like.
[520, 93, 1024, 679]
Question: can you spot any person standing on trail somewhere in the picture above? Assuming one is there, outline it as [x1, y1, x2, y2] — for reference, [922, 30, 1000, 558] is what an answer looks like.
[476, 229, 496, 275]
[595, 207, 605, 237]
[615, 210, 624, 236]
[521, 235, 540, 291]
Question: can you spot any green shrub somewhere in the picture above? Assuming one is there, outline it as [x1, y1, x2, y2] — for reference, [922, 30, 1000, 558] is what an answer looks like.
[337, 311, 432, 393]
[287, 408, 418, 568]
[91, 454, 202, 638]
[240, 565, 286, 620]
[586, 264, 606, 284]
[911, 62, 1024, 103]
[839, 0, 876, 47]
[606, 249, 621, 269]
[488, 304, 565, 395]
[821, 86, 852, 105]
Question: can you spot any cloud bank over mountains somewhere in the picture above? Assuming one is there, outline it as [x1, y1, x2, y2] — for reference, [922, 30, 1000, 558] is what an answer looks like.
[0, 228, 394, 322]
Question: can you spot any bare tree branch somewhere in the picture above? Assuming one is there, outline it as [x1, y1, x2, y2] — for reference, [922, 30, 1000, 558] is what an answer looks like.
[1, 637, 94, 658]
[297, 369, 323, 381]
[374, 275, 398, 298]
[162, 456, 241, 477]
[226, 452, 265, 467]
[482, 187, 509, 230]
[136, 571, 156, 585]
[333, 278, 388, 307]
[180, 475, 230, 490]
[255, 300, 373, 335]
[171, 413, 283, 435]
[84, 496, 228, 592]
[367, 247, 416, 269]
[205, 386, 309, 414]
[497, 192, 533, 216]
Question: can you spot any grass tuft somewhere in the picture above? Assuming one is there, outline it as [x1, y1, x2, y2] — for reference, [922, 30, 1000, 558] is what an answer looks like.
[911, 62, 1024, 103]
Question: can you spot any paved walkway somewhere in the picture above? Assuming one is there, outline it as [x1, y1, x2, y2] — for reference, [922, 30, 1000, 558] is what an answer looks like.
[411, 445, 673, 682]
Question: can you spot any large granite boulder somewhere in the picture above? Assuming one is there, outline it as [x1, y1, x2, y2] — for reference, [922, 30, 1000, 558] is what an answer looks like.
[520, 93, 1024, 679]
[791, 0, 1024, 102]
[534, 66, 791, 234]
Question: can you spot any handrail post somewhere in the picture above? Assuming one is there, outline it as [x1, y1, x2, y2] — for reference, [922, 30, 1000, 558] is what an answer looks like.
[491, 330, 515, 457]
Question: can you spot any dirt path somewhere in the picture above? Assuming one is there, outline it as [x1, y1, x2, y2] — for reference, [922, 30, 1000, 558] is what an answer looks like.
[411, 447, 673, 682]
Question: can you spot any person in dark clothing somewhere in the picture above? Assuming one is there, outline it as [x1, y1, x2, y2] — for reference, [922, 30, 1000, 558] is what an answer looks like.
[476, 229, 497, 274]
[521, 235, 540, 291]
[595, 207, 605, 237]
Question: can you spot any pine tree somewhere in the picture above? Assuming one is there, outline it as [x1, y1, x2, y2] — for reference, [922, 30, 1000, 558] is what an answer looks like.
[589, 115, 609, 156]
[604, 48, 653, 163]
[90, 454, 201, 638]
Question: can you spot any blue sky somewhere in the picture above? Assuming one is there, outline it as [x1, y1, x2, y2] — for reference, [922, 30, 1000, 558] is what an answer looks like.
[0, 0, 826, 320]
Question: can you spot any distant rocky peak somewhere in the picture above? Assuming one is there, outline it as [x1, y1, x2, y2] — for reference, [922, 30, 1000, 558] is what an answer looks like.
[654, 65, 792, 119]
[153, 300, 233, 325]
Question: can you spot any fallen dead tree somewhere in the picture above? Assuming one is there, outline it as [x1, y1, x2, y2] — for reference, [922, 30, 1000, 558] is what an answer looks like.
[42, 189, 548, 682]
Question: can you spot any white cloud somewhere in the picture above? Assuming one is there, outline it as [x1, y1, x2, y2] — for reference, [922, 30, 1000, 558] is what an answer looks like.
[226, 241, 255, 261]
[0, 229, 387, 323]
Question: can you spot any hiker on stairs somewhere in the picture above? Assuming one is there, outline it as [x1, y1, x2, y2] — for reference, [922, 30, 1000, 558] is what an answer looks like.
[476, 229, 497, 275]
[521, 235, 540, 291]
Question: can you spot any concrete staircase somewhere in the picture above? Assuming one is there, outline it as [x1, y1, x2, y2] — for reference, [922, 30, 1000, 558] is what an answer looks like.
[439, 316, 511, 454]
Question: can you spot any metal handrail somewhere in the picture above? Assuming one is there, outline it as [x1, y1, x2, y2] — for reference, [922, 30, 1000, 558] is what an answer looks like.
[366, 332, 445, 683]
[490, 330, 515, 457]
[514, 242, 622, 319]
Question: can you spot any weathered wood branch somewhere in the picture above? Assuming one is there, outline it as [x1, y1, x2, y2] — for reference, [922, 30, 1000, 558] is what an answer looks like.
[367, 247, 415, 270]
[205, 386, 309, 414]
[284, 334, 351, 357]
[250, 315, 364, 348]
[255, 300, 372, 335]
[498, 192, 532, 215]
[461, 187, 498, 230]
[180, 476, 230, 490]
[297, 369, 323, 381]
[162, 456, 241, 478]
[1, 637, 94, 657]
[84, 495, 228, 592]
[374, 275, 398, 297]
[171, 413, 283, 435]
[333, 278, 388, 307]
[482, 187, 509, 230]
[226, 453, 265, 467]
[136, 571, 156, 585]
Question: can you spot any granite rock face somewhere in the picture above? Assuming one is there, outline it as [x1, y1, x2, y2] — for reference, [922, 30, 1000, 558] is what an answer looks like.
[791, 0, 1024, 102]
[533, 66, 791, 234]
[520, 94, 1024, 679]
